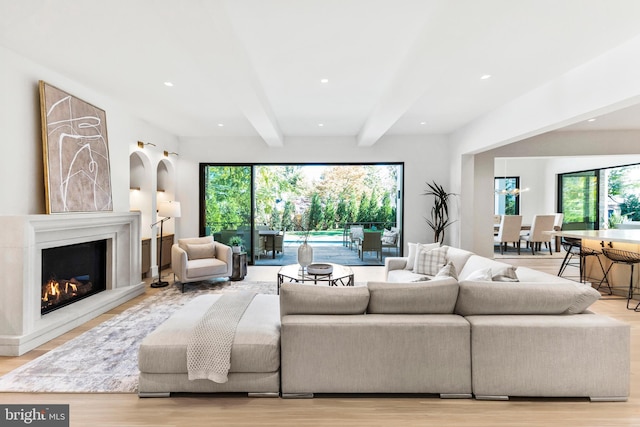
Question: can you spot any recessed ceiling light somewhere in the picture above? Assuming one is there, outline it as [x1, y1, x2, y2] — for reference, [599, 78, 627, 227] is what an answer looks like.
[320, 78, 329, 84]
[587, 118, 596, 122]
[420, 121, 426, 125]
[480, 74, 491, 80]
[218, 123, 224, 127]
[318, 123, 324, 127]
[164, 81, 174, 87]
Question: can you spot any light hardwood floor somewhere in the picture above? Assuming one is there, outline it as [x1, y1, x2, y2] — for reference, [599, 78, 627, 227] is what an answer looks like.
[1, 258, 638, 427]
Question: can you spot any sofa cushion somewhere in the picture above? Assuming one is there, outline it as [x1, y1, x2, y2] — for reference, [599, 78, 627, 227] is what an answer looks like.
[139, 294, 280, 374]
[386, 269, 431, 283]
[186, 258, 229, 279]
[279, 283, 370, 317]
[414, 246, 448, 275]
[454, 280, 601, 316]
[458, 255, 514, 280]
[442, 246, 475, 277]
[465, 267, 492, 281]
[405, 242, 440, 271]
[185, 242, 216, 260]
[179, 236, 214, 252]
[367, 277, 459, 314]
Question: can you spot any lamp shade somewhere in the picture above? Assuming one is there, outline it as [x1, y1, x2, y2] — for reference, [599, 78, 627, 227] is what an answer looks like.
[158, 200, 181, 218]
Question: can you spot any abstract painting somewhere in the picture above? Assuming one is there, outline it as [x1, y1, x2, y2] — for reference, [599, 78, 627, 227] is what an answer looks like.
[39, 81, 113, 213]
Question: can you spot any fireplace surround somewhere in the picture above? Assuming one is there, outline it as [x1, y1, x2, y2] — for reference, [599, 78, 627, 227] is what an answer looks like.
[0, 212, 145, 356]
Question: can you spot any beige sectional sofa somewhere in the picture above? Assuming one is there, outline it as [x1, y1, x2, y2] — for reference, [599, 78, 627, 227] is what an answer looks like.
[139, 245, 630, 401]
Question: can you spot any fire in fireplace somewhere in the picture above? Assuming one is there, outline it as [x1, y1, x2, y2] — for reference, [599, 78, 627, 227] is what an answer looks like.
[41, 239, 107, 315]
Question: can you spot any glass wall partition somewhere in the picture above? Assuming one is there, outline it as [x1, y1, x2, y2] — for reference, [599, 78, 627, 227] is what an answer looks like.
[199, 163, 404, 266]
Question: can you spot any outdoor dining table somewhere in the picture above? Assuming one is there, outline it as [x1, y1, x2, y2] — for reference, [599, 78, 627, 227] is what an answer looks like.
[259, 229, 280, 259]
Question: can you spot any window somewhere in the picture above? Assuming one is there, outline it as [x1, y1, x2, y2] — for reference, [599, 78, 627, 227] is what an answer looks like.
[557, 163, 640, 230]
[494, 177, 520, 215]
[199, 163, 404, 266]
[558, 170, 598, 230]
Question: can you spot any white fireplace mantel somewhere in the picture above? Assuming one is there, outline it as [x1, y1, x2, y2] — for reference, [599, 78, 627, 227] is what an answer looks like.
[0, 212, 145, 356]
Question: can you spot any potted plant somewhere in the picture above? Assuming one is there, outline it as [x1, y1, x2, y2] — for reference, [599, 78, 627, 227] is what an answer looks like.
[228, 236, 244, 253]
[423, 181, 457, 244]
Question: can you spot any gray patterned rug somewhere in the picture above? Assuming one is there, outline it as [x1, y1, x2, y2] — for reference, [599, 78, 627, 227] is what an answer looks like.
[0, 280, 276, 393]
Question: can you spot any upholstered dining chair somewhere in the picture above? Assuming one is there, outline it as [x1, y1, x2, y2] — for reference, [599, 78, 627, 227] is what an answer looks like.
[494, 215, 522, 255]
[521, 214, 556, 255]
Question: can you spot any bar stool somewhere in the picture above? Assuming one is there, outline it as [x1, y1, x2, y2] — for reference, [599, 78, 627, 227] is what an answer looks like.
[601, 247, 640, 311]
[557, 237, 610, 292]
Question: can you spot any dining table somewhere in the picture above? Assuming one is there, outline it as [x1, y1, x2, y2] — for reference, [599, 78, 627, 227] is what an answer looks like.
[259, 229, 280, 259]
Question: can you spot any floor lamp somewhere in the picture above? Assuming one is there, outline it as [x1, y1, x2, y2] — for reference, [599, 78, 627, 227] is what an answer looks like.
[151, 200, 181, 288]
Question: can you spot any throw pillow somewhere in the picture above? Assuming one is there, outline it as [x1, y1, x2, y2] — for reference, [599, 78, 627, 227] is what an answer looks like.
[411, 276, 431, 282]
[492, 266, 519, 282]
[405, 242, 440, 270]
[465, 267, 492, 281]
[414, 246, 448, 276]
[186, 242, 216, 260]
[435, 261, 458, 280]
[382, 229, 397, 245]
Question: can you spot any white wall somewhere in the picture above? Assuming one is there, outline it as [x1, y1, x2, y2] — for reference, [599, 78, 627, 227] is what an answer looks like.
[0, 45, 179, 217]
[175, 134, 452, 252]
[449, 33, 640, 255]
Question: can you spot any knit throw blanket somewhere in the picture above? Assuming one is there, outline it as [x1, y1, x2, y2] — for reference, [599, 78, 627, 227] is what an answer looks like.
[186, 291, 257, 383]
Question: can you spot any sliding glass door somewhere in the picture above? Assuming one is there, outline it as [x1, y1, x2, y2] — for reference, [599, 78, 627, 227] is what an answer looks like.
[200, 165, 253, 257]
[200, 163, 403, 266]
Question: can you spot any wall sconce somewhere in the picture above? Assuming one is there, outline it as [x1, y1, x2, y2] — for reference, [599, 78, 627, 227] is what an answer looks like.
[164, 151, 179, 157]
[137, 141, 156, 149]
[129, 186, 141, 191]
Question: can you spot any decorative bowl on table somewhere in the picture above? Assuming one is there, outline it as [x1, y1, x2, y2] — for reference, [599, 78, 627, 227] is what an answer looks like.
[306, 263, 333, 275]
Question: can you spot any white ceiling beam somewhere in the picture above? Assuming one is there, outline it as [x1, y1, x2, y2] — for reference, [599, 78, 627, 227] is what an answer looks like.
[161, 0, 283, 146]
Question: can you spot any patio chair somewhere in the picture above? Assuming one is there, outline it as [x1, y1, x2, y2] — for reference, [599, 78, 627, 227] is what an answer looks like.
[358, 231, 382, 261]
[349, 225, 364, 250]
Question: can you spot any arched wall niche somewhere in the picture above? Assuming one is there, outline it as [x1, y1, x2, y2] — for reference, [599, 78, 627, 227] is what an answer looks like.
[129, 151, 153, 238]
[156, 158, 177, 235]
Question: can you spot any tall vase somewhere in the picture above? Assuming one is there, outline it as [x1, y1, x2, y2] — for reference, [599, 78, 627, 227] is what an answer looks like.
[297, 241, 313, 269]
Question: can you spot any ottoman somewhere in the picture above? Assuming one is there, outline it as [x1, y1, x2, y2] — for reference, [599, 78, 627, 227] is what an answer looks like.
[138, 293, 281, 397]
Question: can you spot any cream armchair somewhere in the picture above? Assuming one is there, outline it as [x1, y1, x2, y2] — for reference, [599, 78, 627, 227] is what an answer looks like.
[171, 236, 232, 292]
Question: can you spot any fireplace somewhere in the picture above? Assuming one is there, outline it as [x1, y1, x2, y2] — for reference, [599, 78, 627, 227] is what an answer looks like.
[0, 212, 145, 356]
[41, 239, 108, 315]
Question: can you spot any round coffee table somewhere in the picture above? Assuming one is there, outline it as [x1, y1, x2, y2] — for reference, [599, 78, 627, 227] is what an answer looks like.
[277, 263, 354, 294]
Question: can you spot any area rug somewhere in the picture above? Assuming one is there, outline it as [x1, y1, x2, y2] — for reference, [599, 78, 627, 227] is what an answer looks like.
[0, 280, 276, 394]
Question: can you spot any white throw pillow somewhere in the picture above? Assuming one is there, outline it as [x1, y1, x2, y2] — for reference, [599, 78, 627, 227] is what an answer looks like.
[405, 242, 440, 271]
[382, 229, 397, 244]
[435, 261, 458, 280]
[414, 246, 448, 276]
[186, 242, 215, 260]
[492, 266, 519, 282]
[465, 267, 493, 281]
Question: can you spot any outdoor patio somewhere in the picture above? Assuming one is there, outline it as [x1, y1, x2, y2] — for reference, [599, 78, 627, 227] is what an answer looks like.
[253, 234, 399, 266]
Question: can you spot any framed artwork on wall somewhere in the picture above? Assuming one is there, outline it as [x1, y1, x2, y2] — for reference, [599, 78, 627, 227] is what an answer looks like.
[39, 81, 113, 213]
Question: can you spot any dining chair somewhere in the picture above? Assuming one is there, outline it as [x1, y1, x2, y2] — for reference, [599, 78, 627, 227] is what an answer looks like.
[521, 214, 556, 255]
[494, 215, 522, 255]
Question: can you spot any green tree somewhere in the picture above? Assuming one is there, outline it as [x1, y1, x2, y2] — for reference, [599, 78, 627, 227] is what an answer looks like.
[621, 193, 640, 221]
[335, 197, 348, 226]
[307, 193, 323, 230]
[357, 192, 369, 223]
[323, 197, 336, 230]
[281, 200, 295, 231]
[367, 188, 379, 223]
[378, 192, 393, 226]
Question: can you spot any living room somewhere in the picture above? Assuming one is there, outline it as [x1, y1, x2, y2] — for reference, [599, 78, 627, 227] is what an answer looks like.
[2, 1, 640, 425]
